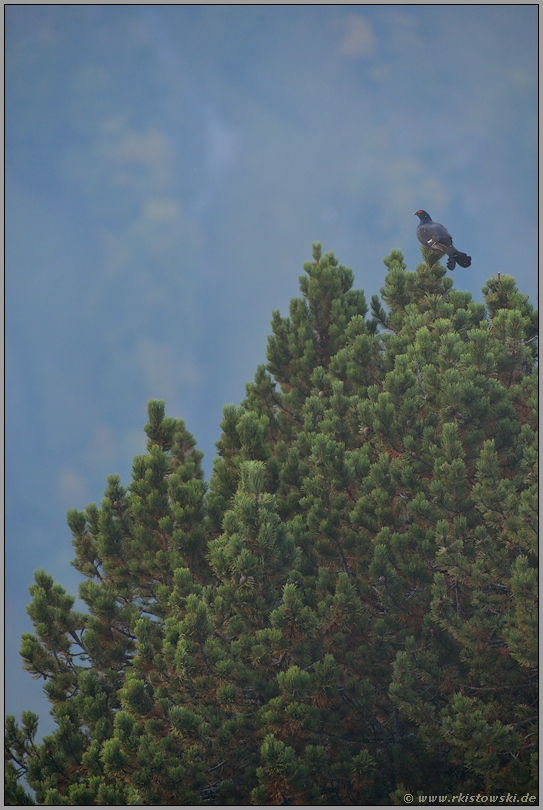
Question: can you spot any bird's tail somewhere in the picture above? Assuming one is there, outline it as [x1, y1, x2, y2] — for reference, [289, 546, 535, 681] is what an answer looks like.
[453, 251, 471, 268]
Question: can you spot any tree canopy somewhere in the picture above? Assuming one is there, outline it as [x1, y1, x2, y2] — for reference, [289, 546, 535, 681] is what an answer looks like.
[6, 244, 538, 805]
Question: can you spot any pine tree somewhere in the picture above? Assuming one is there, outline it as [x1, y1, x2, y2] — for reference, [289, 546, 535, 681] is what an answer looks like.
[6, 244, 538, 805]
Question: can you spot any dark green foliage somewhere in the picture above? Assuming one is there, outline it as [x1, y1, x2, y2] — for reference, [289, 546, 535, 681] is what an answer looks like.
[6, 243, 538, 804]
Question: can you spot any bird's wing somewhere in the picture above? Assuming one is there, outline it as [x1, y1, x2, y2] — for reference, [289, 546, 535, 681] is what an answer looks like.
[431, 223, 453, 246]
[420, 222, 454, 249]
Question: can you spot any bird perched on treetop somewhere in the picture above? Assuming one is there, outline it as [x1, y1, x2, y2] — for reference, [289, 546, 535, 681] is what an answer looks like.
[414, 210, 471, 271]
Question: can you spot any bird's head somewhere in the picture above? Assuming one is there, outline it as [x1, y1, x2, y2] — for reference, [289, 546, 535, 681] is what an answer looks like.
[414, 210, 430, 220]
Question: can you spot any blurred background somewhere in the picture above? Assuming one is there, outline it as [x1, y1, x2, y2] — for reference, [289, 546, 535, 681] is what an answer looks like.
[5, 5, 537, 738]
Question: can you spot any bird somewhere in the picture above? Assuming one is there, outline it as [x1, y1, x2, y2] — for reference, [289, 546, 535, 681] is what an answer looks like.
[414, 210, 471, 271]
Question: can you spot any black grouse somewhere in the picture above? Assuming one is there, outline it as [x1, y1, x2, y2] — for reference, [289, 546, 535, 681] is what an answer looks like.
[414, 210, 471, 271]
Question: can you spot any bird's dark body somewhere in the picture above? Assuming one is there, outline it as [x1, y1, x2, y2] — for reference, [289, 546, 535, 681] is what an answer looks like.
[414, 210, 471, 271]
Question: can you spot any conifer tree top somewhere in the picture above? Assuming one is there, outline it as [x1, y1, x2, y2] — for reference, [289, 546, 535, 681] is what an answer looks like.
[6, 243, 538, 806]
